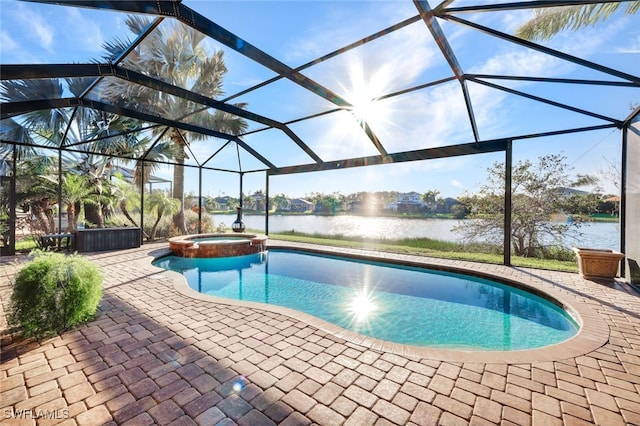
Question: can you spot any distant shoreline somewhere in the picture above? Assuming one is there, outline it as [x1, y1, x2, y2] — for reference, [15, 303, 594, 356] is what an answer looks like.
[212, 211, 619, 223]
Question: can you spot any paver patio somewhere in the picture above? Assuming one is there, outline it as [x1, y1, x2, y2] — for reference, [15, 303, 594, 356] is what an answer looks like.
[1, 241, 640, 425]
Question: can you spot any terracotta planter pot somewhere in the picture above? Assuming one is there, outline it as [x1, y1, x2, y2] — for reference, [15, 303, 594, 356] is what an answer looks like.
[573, 247, 624, 280]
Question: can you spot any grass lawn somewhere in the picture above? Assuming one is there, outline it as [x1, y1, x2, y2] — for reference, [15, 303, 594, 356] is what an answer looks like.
[266, 231, 579, 272]
[15, 238, 39, 252]
[10, 230, 578, 273]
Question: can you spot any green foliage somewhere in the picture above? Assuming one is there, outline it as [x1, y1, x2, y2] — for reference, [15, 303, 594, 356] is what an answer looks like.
[450, 203, 469, 219]
[15, 237, 39, 252]
[515, 2, 640, 41]
[530, 246, 576, 262]
[454, 154, 600, 257]
[184, 209, 215, 235]
[145, 191, 181, 240]
[9, 252, 103, 338]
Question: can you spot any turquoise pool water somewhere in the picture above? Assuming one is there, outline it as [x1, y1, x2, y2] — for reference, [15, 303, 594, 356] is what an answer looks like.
[154, 250, 578, 351]
[191, 236, 251, 242]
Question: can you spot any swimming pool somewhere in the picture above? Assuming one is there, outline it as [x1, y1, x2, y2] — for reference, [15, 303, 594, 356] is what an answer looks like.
[154, 249, 579, 351]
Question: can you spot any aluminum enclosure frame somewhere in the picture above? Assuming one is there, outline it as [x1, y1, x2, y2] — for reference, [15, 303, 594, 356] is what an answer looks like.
[1, 0, 638, 272]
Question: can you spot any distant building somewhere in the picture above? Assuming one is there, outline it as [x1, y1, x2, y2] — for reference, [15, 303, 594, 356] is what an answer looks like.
[214, 196, 232, 211]
[348, 196, 380, 214]
[187, 195, 207, 209]
[390, 192, 425, 213]
[554, 187, 589, 197]
[436, 197, 460, 214]
[290, 198, 314, 212]
[249, 192, 266, 211]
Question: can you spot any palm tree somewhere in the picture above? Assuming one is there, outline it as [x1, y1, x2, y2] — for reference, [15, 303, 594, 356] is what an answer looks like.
[109, 173, 142, 228]
[40, 173, 96, 232]
[145, 191, 180, 241]
[0, 79, 161, 229]
[101, 16, 248, 235]
[516, 2, 640, 40]
[271, 193, 291, 212]
[422, 189, 441, 213]
[1, 79, 72, 233]
[10, 154, 57, 234]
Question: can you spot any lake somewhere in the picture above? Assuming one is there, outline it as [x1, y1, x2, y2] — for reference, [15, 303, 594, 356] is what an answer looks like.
[212, 214, 620, 250]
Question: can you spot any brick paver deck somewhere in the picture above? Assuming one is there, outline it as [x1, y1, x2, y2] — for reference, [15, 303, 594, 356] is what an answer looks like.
[1, 241, 639, 425]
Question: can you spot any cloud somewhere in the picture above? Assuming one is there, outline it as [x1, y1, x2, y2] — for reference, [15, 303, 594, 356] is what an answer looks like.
[64, 8, 104, 55]
[450, 179, 464, 189]
[230, 78, 267, 88]
[615, 34, 640, 53]
[14, 3, 55, 52]
[283, 0, 419, 66]
[497, 10, 534, 34]
[471, 47, 564, 78]
[0, 30, 18, 53]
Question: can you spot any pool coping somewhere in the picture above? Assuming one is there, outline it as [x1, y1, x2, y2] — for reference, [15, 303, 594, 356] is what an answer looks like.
[150, 242, 610, 364]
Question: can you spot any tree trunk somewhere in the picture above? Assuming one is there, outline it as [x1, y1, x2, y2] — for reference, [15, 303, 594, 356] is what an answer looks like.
[66, 203, 76, 232]
[172, 149, 187, 235]
[30, 201, 54, 234]
[121, 200, 150, 239]
[513, 234, 525, 257]
[150, 211, 163, 241]
[84, 203, 105, 228]
[120, 200, 139, 227]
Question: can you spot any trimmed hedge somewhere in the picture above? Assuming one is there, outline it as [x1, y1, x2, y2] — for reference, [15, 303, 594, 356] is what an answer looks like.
[9, 252, 103, 338]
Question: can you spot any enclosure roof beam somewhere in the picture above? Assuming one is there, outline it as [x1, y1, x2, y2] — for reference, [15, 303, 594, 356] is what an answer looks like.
[241, 75, 459, 138]
[1, 98, 75, 120]
[34, 0, 353, 109]
[1, 63, 323, 164]
[467, 74, 640, 87]
[23, 1, 396, 158]
[1, 96, 278, 169]
[414, 0, 480, 142]
[80, 99, 278, 170]
[269, 139, 508, 176]
[440, 14, 640, 85]
[468, 77, 624, 126]
[509, 123, 618, 141]
[442, 0, 627, 14]
[1, 64, 275, 124]
[78, 16, 164, 100]
[223, 14, 423, 103]
[624, 105, 640, 128]
[2, 137, 250, 174]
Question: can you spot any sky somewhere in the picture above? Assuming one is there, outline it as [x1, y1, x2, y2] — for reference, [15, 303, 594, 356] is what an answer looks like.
[1, 0, 638, 199]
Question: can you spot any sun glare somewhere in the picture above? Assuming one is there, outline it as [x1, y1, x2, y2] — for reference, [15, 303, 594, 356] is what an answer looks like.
[341, 62, 392, 125]
[347, 289, 377, 323]
[350, 97, 380, 123]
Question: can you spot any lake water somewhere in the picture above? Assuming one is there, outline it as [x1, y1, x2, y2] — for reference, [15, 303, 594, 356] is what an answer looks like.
[213, 214, 620, 250]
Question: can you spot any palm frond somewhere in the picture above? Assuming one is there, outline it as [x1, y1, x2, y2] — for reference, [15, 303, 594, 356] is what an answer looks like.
[100, 36, 133, 62]
[0, 79, 63, 102]
[515, 2, 639, 41]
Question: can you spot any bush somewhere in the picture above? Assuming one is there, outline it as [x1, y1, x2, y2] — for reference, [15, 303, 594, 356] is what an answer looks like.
[9, 252, 103, 338]
[531, 245, 576, 261]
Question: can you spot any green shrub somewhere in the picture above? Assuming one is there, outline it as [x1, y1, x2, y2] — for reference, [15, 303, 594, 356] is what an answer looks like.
[530, 245, 576, 261]
[9, 252, 103, 338]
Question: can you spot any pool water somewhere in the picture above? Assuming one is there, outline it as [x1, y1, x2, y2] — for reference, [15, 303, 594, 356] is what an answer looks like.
[191, 237, 251, 243]
[154, 250, 579, 351]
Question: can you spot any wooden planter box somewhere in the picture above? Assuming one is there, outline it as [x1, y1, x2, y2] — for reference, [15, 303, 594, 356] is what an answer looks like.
[75, 227, 141, 252]
[573, 247, 624, 280]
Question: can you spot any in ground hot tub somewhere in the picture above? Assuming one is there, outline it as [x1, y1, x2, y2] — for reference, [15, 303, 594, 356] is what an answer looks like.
[168, 233, 268, 258]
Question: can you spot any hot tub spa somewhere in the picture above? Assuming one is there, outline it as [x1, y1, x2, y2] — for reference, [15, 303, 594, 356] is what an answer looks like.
[168, 233, 268, 258]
